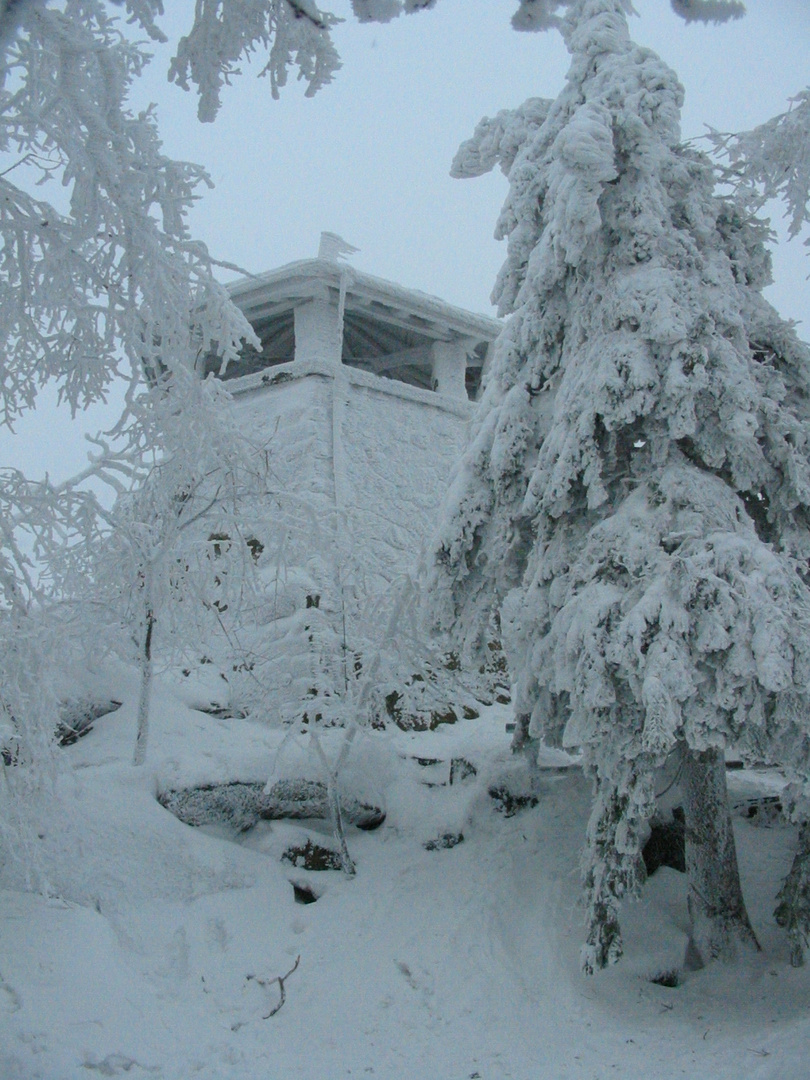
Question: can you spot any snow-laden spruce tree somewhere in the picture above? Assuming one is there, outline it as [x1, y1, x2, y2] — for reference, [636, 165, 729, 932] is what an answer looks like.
[429, 0, 810, 971]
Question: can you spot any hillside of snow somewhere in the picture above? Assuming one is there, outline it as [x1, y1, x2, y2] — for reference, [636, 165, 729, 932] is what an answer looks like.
[2, 671, 809, 1080]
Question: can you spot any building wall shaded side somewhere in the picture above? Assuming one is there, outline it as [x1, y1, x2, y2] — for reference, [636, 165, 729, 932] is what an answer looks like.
[339, 381, 469, 603]
[233, 376, 335, 512]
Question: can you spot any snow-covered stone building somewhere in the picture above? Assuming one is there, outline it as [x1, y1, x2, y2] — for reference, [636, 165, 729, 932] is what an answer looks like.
[212, 246, 502, 725]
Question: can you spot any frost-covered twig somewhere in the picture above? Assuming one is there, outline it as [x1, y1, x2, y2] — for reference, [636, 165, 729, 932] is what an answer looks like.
[708, 89, 810, 249]
[253, 954, 301, 1019]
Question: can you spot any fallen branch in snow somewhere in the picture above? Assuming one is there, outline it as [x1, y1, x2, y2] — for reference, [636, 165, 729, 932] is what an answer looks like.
[249, 955, 301, 1019]
[157, 778, 385, 833]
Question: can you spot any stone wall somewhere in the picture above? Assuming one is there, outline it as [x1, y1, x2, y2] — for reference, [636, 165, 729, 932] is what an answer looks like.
[340, 377, 469, 596]
[225, 364, 472, 723]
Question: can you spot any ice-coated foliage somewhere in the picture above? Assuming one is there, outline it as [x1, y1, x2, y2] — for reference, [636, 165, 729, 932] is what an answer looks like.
[451, 98, 554, 182]
[2, 366, 270, 771]
[667, 0, 745, 25]
[710, 88, 810, 250]
[351, 1, 437, 26]
[169, 0, 343, 122]
[508, 0, 743, 33]
[0, 1, 265, 783]
[430, 0, 810, 969]
[0, 1, 257, 430]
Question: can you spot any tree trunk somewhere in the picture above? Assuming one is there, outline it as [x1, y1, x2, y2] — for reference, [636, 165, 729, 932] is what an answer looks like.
[325, 770, 356, 877]
[774, 822, 810, 968]
[678, 743, 759, 967]
[311, 733, 355, 876]
[132, 594, 155, 767]
[511, 712, 536, 757]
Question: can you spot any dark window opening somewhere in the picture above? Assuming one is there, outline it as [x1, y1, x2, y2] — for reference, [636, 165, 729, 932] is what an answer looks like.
[202, 312, 295, 380]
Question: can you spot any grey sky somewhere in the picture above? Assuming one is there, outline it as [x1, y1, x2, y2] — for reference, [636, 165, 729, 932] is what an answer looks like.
[2, 0, 808, 482]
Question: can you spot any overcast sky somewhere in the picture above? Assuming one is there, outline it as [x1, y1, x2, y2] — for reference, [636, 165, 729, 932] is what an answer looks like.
[2, 0, 809, 481]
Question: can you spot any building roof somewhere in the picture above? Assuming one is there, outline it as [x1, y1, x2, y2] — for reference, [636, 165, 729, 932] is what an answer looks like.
[209, 258, 502, 398]
[227, 258, 503, 343]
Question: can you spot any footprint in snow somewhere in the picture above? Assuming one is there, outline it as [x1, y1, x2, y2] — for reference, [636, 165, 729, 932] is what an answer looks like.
[395, 960, 435, 1000]
[0, 978, 21, 1013]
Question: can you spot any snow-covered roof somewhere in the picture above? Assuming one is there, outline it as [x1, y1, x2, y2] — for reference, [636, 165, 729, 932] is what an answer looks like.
[227, 258, 502, 343]
[210, 258, 502, 398]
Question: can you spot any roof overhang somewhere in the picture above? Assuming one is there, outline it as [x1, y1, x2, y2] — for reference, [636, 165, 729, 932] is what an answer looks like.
[227, 258, 503, 344]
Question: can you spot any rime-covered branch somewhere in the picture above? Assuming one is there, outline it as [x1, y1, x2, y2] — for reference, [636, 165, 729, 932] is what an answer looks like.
[0, 3, 256, 431]
[168, 0, 343, 122]
[709, 89, 810, 248]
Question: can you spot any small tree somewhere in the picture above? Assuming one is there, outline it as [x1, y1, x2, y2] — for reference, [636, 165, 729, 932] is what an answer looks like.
[429, 0, 810, 971]
[56, 369, 271, 766]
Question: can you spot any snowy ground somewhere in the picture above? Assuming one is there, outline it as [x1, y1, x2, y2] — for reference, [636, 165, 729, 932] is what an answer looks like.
[2, 672, 809, 1080]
